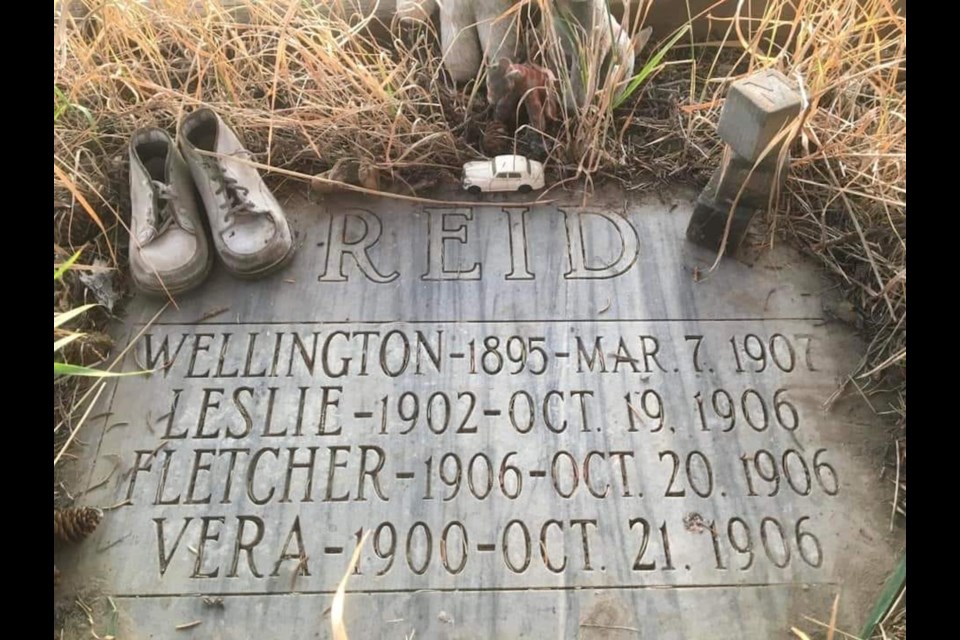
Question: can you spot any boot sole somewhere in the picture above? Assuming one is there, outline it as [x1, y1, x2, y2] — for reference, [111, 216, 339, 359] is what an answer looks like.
[134, 252, 214, 297]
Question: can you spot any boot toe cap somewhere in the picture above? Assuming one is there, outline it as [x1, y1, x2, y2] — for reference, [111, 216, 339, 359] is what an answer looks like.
[131, 229, 211, 294]
[218, 216, 295, 277]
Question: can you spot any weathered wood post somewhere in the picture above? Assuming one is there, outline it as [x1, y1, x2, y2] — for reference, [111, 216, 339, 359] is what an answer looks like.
[686, 69, 802, 254]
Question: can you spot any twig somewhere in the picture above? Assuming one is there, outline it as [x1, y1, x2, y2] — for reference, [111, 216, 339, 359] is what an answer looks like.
[105, 421, 129, 433]
[580, 623, 640, 633]
[175, 621, 202, 631]
[890, 438, 900, 531]
[82, 466, 117, 495]
[103, 499, 132, 511]
[827, 593, 840, 640]
[858, 348, 905, 380]
[801, 616, 863, 640]
[192, 306, 231, 324]
[266, 0, 302, 167]
[194, 149, 553, 208]
[97, 532, 131, 553]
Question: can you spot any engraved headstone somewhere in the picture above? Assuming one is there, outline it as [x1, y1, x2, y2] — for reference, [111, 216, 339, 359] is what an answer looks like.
[57, 187, 902, 640]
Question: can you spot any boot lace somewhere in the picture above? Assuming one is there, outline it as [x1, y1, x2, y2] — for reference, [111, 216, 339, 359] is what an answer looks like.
[152, 181, 179, 235]
[215, 174, 269, 222]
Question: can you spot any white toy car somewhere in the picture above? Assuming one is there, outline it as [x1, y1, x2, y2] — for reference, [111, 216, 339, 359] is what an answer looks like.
[462, 155, 545, 194]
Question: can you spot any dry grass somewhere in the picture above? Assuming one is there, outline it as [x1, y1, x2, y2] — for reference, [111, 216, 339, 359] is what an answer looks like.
[53, 0, 906, 437]
[665, 0, 907, 543]
[53, 0, 905, 636]
[873, 603, 906, 640]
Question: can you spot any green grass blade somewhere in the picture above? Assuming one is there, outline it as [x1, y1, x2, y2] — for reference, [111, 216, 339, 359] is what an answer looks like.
[54, 303, 97, 329]
[54, 362, 146, 378]
[613, 24, 690, 109]
[554, 9, 587, 100]
[54, 86, 69, 123]
[54, 333, 85, 353]
[54, 249, 84, 281]
[73, 103, 97, 129]
[860, 553, 905, 639]
[54, 86, 96, 128]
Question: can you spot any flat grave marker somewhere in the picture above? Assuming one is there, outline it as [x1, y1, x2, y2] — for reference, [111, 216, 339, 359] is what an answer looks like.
[58, 186, 902, 639]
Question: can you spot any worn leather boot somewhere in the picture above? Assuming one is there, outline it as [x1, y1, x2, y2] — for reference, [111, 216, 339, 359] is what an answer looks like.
[179, 108, 295, 278]
[128, 128, 213, 295]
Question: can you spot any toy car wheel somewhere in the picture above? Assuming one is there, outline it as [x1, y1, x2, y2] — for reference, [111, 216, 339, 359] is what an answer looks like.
[518, 184, 532, 193]
[468, 186, 482, 195]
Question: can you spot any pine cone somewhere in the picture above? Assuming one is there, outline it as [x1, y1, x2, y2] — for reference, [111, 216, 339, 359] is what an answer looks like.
[54, 507, 102, 543]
